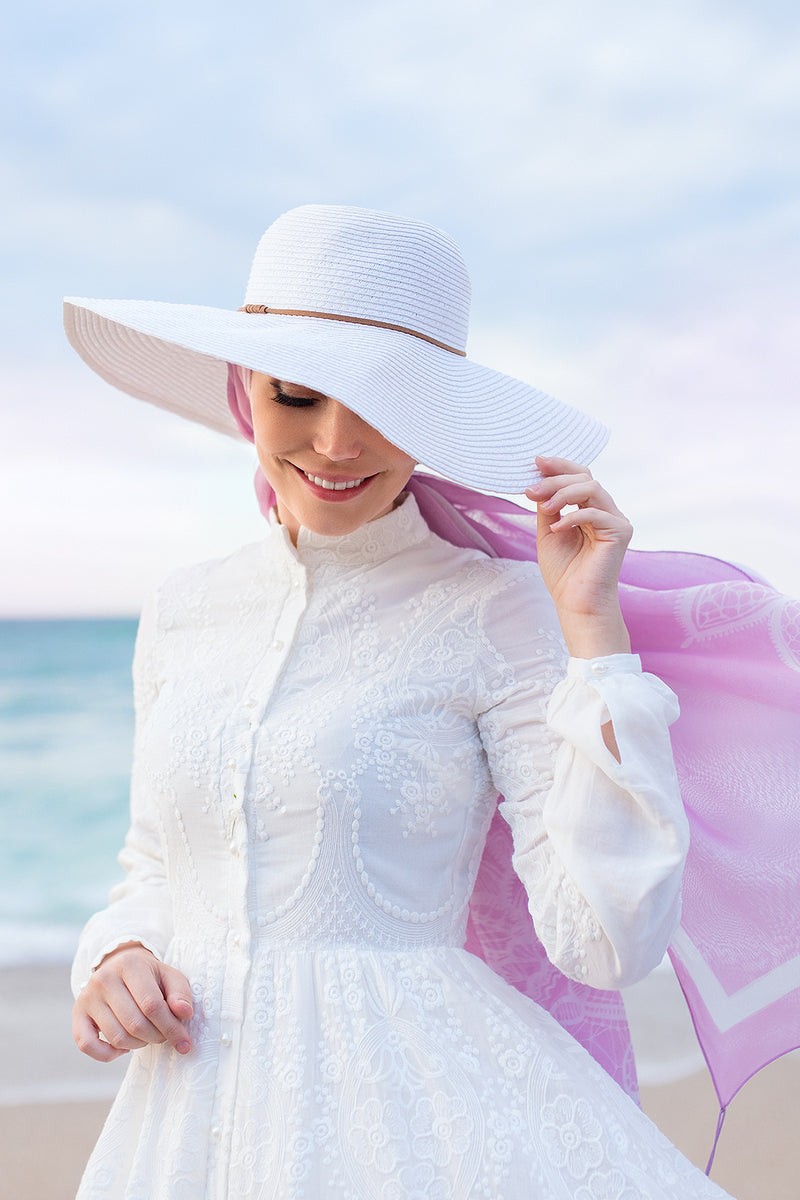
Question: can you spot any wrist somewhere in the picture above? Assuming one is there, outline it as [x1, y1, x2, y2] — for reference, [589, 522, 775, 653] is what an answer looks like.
[95, 941, 150, 970]
[557, 609, 631, 659]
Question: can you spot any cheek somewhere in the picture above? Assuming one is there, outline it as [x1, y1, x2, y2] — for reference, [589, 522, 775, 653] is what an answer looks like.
[371, 433, 416, 479]
[389, 451, 417, 480]
[251, 406, 291, 461]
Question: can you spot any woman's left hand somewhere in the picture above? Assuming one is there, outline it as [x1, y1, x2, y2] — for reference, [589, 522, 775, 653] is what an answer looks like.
[526, 456, 633, 659]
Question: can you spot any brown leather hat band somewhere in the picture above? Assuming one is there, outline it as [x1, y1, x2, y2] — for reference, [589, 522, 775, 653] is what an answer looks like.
[237, 304, 466, 357]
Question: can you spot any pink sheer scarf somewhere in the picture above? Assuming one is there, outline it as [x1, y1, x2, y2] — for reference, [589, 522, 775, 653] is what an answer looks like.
[228, 365, 800, 1136]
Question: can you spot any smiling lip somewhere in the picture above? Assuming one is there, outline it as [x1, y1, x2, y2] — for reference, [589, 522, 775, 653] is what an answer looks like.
[293, 465, 376, 500]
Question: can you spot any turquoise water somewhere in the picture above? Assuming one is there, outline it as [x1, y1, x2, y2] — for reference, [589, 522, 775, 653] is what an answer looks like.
[0, 619, 138, 964]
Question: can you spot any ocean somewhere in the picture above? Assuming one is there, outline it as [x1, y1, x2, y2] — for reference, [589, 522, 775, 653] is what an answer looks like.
[0, 619, 138, 966]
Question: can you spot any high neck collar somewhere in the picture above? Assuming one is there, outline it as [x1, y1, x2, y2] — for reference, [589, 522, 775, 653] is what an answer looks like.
[266, 492, 430, 571]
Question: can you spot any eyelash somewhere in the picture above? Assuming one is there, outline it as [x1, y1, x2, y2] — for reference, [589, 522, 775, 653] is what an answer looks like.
[274, 389, 316, 408]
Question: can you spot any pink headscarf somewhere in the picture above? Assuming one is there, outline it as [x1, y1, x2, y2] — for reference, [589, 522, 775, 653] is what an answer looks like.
[229, 364, 800, 1150]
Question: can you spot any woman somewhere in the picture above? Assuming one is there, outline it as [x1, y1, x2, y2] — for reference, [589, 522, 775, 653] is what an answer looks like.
[65, 205, 733, 1197]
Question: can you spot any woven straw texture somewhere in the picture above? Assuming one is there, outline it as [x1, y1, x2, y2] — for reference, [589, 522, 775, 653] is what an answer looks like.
[63, 205, 609, 492]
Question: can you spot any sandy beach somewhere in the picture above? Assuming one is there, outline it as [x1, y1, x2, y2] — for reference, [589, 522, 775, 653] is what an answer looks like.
[1, 962, 797, 1200]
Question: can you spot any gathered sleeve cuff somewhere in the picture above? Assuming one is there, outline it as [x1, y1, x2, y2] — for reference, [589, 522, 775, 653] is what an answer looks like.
[538, 653, 688, 987]
[476, 569, 688, 992]
[71, 933, 166, 997]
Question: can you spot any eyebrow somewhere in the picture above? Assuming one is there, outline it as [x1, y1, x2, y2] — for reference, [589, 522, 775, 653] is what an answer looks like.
[277, 380, 327, 400]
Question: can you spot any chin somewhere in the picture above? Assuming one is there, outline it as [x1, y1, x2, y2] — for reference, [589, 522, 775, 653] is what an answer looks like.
[303, 506, 384, 536]
[274, 475, 404, 539]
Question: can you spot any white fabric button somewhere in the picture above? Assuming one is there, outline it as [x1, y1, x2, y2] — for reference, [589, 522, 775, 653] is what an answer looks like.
[211, 1125, 221, 1140]
[220, 1033, 232, 1047]
[232, 933, 241, 946]
[227, 759, 236, 769]
[272, 639, 283, 651]
[590, 661, 608, 674]
[229, 841, 239, 856]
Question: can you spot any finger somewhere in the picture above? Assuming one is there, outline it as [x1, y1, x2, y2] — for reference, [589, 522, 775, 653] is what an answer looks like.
[94, 952, 194, 1054]
[94, 999, 156, 1052]
[538, 481, 623, 518]
[89, 975, 168, 1047]
[526, 471, 594, 505]
[536, 492, 577, 542]
[549, 507, 633, 541]
[87, 970, 176, 1050]
[73, 1010, 131, 1063]
[117, 996, 171, 1046]
[127, 976, 193, 1054]
[528, 476, 590, 501]
[534, 455, 593, 478]
[165, 984, 194, 1023]
[160, 963, 194, 1022]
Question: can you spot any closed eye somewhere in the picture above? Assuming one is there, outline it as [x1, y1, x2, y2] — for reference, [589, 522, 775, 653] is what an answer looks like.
[274, 389, 316, 408]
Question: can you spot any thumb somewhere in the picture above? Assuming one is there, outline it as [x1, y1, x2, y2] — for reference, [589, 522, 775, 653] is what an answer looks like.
[534, 495, 571, 549]
[160, 965, 194, 1020]
[535, 500, 557, 541]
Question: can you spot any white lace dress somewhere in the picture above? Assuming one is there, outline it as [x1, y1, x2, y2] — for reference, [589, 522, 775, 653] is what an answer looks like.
[72, 495, 732, 1199]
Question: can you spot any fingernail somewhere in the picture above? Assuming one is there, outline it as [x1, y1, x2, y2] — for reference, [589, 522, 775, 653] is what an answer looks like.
[176, 1040, 191, 1055]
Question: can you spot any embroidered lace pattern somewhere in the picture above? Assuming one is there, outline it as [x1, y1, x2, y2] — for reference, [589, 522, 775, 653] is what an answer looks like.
[72, 496, 729, 1199]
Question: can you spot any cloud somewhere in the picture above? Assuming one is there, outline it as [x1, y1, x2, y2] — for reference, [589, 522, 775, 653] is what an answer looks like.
[318, 0, 800, 236]
[1, 361, 265, 615]
[7, 0, 800, 230]
[0, 163, 252, 352]
[471, 289, 800, 597]
[2, 0, 797, 353]
[2, 0, 798, 610]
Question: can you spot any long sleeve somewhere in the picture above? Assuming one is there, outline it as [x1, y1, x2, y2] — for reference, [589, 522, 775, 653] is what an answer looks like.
[476, 568, 688, 992]
[70, 591, 174, 996]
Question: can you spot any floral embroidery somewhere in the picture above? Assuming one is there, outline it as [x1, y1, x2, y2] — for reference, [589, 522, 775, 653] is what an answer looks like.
[541, 1095, 604, 1179]
[410, 1091, 473, 1166]
[576, 1168, 642, 1200]
[348, 1098, 410, 1174]
[382, 1162, 451, 1200]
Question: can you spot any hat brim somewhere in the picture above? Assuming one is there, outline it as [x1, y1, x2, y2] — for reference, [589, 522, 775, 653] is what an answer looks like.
[63, 297, 609, 493]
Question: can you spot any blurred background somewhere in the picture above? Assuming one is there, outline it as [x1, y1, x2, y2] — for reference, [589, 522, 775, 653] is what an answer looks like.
[1, 2, 798, 1196]
[2, 0, 798, 615]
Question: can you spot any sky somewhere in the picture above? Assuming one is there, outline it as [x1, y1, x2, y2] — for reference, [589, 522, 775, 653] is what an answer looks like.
[1, 0, 798, 615]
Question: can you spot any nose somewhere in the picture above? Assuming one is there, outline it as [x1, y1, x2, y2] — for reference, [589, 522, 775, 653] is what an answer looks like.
[311, 400, 365, 462]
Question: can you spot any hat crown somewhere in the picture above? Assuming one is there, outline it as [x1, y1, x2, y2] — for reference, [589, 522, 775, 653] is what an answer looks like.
[244, 205, 471, 353]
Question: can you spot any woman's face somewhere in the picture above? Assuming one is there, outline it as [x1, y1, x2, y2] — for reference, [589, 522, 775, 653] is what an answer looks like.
[249, 373, 417, 544]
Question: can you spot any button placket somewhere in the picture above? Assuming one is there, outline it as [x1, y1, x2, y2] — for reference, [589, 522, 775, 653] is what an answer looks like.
[229, 564, 307, 760]
[229, 568, 308, 790]
[204, 558, 311, 1193]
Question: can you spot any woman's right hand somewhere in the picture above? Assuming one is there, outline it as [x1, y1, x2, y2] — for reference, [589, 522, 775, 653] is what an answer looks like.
[72, 942, 194, 1062]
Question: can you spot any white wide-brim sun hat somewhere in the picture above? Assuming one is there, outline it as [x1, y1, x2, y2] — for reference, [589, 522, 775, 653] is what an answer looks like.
[64, 204, 608, 493]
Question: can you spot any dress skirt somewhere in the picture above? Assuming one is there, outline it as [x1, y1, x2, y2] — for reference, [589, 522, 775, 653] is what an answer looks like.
[76, 944, 732, 1199]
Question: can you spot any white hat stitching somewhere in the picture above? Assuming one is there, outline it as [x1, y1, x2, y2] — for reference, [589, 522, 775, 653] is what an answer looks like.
[63, 204, 608, 492]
